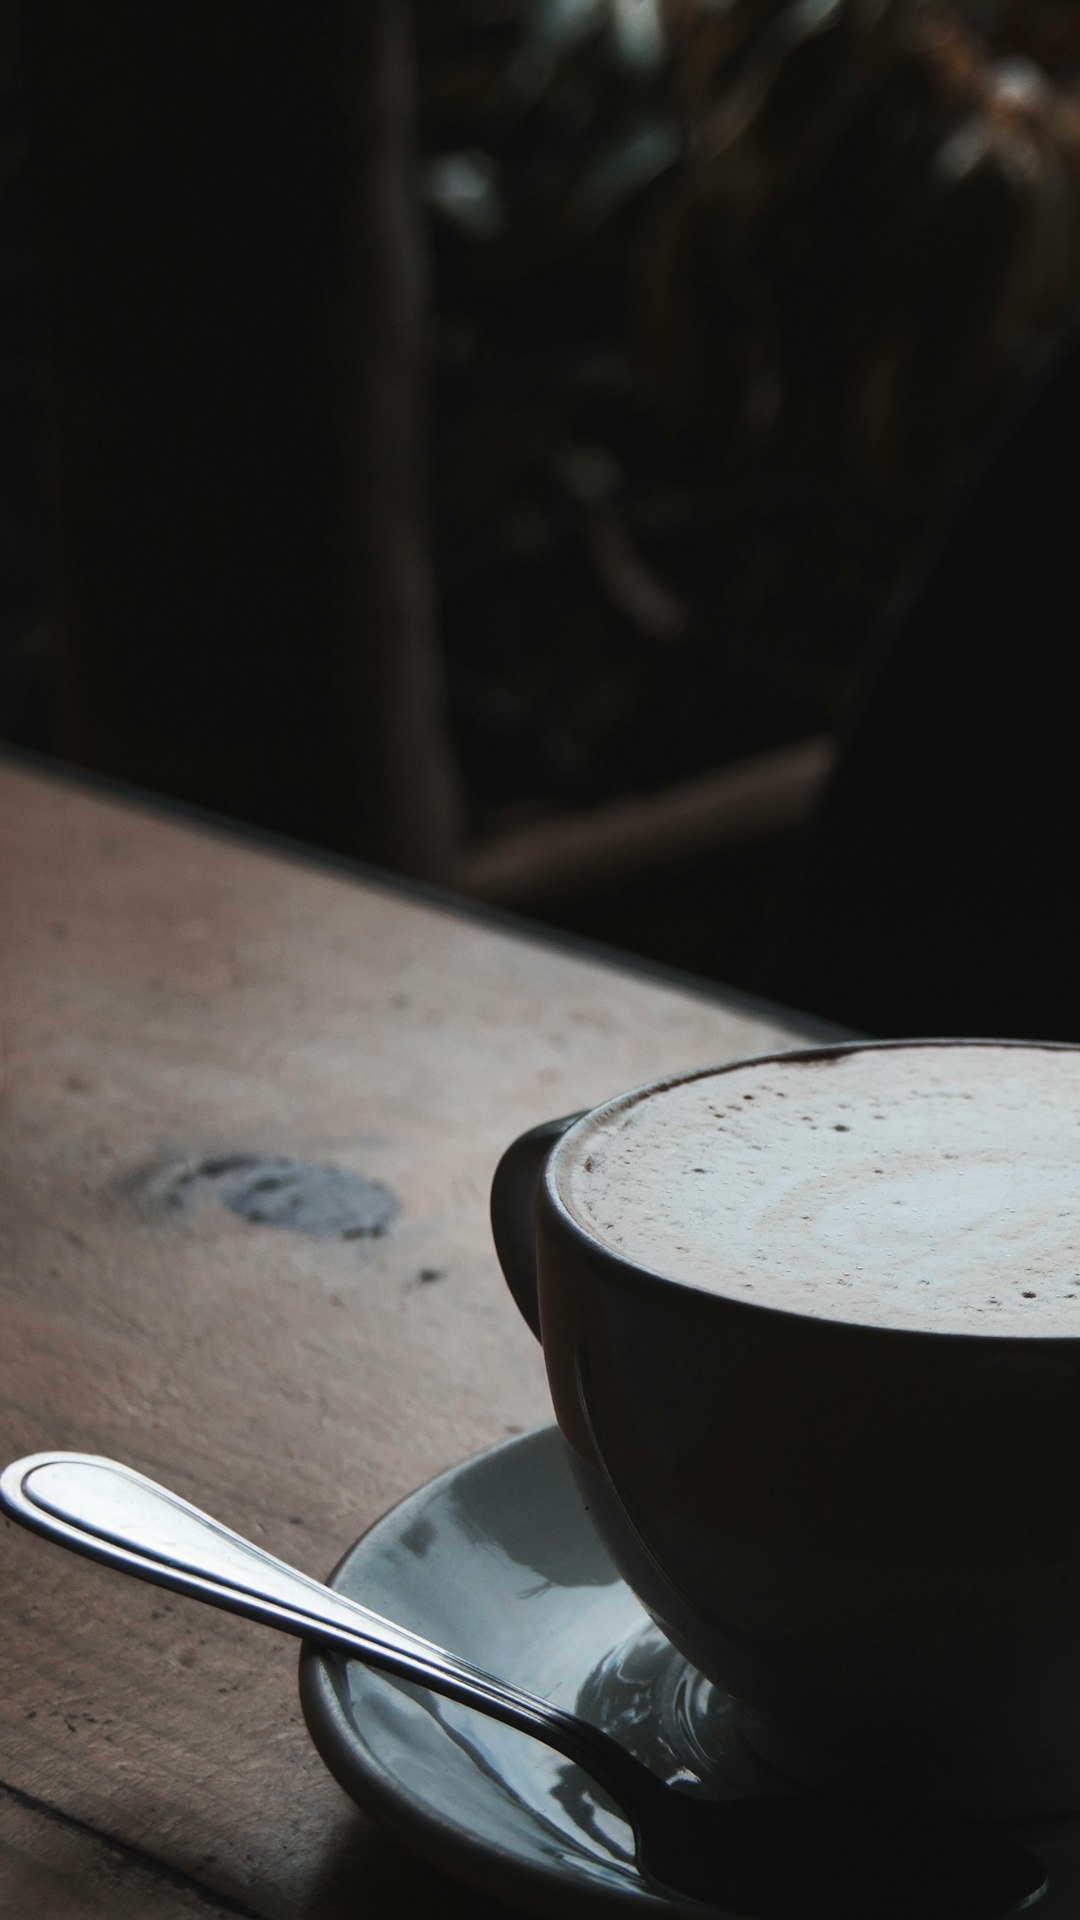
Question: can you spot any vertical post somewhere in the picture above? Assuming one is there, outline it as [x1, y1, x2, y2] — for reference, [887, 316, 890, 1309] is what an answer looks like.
[23, 3, 459, 875]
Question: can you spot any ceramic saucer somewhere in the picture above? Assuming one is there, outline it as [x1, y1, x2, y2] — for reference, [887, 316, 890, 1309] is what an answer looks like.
[299, 1424, 1080, 1918]
[299, 1423, 792, 1916]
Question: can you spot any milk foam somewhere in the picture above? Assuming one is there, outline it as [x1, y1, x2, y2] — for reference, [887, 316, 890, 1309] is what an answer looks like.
[558, 1043, 1080, 1334]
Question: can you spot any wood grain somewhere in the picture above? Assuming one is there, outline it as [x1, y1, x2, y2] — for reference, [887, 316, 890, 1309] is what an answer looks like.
[0, 1785, 253, 1919]
[0, 758, 812, 1916]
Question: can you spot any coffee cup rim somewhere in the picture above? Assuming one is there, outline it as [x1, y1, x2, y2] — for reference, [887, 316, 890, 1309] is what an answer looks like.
[543, 1035, 1080, 1347]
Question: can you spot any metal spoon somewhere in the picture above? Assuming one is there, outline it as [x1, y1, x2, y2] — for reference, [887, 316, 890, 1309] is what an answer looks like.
[0, 1451, 1047, 1918]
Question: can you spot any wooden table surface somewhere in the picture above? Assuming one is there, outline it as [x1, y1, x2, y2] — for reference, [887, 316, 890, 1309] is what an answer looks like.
[0, 756, 821, 1919]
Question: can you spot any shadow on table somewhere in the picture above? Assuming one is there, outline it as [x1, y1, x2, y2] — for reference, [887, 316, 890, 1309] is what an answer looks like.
[300, 1809, 510, 1920]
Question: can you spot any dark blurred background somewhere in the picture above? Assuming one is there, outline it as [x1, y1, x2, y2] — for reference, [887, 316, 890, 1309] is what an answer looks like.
[4, 1, 1080, 1036]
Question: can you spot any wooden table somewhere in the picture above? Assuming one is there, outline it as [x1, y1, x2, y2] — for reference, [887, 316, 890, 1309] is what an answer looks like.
[0, 755, 824, 1919]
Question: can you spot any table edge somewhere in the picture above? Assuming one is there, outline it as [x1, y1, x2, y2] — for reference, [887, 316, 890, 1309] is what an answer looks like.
[0, 741, 858, 1046]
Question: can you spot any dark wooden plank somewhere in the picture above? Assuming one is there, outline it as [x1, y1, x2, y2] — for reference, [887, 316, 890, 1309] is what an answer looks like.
[0, 1785, 251, 1919]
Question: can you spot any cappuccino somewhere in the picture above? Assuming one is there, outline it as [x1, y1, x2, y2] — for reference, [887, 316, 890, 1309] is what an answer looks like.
[559, 1042, 1080, 1334]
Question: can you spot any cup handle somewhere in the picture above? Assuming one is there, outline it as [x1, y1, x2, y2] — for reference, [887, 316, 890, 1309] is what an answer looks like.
[490, 1114, 583, 1340]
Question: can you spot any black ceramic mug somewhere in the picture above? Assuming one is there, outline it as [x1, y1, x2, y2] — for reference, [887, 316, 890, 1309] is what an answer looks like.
[491, 1038, 1080, 1817]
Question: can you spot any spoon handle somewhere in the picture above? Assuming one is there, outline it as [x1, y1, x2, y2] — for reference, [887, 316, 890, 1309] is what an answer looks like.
[2, 1452, 448, 1653]
[0, 1451, 641, 1803]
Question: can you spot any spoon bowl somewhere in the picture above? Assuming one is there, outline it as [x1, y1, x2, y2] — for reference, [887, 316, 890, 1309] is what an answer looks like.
[0, 1451, 1048, 1918]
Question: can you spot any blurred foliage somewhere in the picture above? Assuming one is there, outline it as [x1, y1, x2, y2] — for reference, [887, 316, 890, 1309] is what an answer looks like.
[6, 0, 1080, 835]
[416, 0, 1080, 836]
